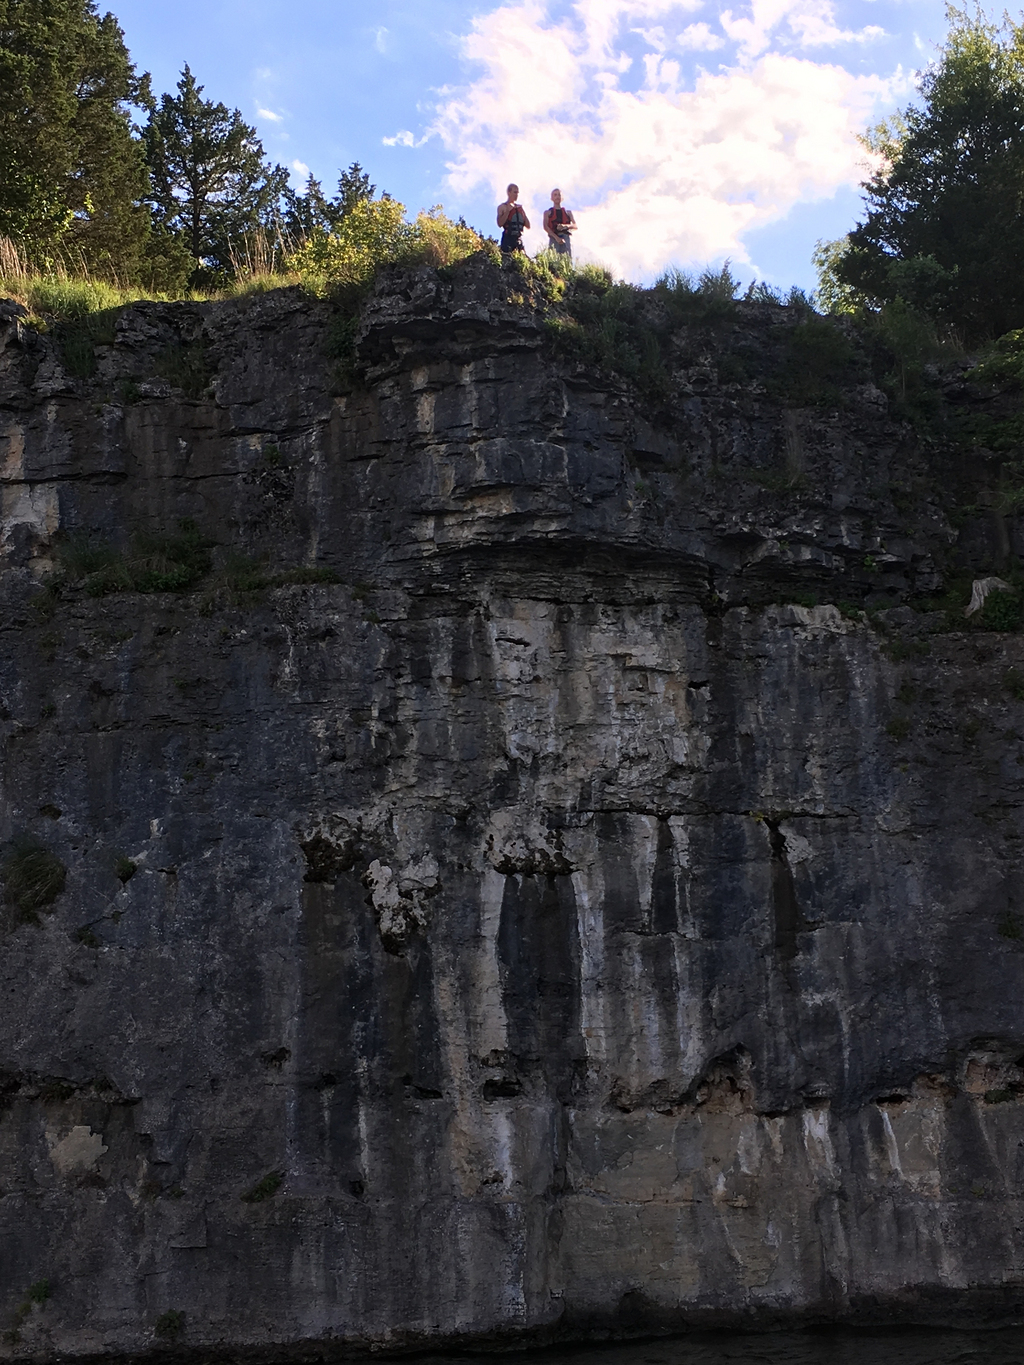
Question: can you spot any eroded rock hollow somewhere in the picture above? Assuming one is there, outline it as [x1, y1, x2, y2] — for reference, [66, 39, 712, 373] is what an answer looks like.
[1, 263, 1024, 1358]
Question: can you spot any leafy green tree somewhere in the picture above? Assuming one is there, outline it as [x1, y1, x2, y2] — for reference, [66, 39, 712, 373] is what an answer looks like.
[281, 163, 376, 244]
[0, 0, 152, 275]
[829, 9, 1024, 342]
[143, 65, 288, 281]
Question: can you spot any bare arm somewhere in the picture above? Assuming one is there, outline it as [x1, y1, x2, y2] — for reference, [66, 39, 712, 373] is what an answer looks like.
[497, 203, 510, 228]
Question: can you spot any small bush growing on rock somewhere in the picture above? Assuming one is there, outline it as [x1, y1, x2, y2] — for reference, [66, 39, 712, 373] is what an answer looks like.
[242, 1170, 283, 1203]
[997, 910, 1023, 940]
[114, 856, 137, 884]
[154, 1310, 185, 1339]
[885, 716, 913, 742]
[286, 198, 484, 291]
[57, 521, 211, 596]
[980, 587, 1022, 631]
[156, 342, 213, 399]
[1, 838, 67, 924]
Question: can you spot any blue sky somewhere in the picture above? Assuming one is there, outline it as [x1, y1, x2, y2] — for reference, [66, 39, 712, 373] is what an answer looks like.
[110, 0, 952, 289]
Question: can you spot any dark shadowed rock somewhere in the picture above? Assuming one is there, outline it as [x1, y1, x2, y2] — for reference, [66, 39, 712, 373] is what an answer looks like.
[1, 264, 1024, 1360]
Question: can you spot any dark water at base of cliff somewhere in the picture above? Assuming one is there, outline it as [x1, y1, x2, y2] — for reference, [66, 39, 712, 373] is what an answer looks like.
[420, 1330, 1024, 1365]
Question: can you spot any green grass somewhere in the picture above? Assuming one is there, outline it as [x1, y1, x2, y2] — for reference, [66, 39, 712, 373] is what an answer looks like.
[885, 716, 913, 742]
[56, 521, 211, 596]
[154, 1310, 185, 1339]
[997, 910, 1024, 940]
[980, 588, 1022, 632]
[1, 838, 66, 924]
[156, 342, 213, 399]
[242, 1170, 283, 1203]
[54, 523, 340, 606]
[114, 855, 137, 884]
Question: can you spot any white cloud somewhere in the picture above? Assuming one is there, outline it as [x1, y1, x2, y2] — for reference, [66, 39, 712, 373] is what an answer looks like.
[257, 106, 284, 123]
[374, 26, 389, 54]
[434, 0, 904, 279]
[677, 21, 725, 49]
[292, 159, 310, 177]
[383, 129, 431, 147]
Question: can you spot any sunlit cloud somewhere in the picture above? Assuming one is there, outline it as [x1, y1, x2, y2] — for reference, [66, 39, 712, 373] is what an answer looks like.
[292, 159, 310, 177]
[433, 0, 906, 279]
[257, 106, 284, 123]
[374, 26, 389, 54]
[383, 129, 431, 147]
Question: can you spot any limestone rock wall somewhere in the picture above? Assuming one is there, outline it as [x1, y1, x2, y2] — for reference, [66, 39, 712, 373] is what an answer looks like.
[1, 266, 1023, 1358]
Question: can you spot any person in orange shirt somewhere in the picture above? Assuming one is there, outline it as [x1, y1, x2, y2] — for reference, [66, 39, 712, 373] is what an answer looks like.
[497, 184, 530, 254]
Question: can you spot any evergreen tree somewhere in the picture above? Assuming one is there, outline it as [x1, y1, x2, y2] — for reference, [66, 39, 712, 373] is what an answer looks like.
[281, 163, 375, 244]
[0, 0, 152, 275]
[143, 65, 289, 280]
[830, 9, 1024, 342]
[336, 163, 374, 216]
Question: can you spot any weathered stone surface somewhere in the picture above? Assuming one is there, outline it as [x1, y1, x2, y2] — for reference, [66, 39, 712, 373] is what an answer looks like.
[1, 263, 1024, 1359]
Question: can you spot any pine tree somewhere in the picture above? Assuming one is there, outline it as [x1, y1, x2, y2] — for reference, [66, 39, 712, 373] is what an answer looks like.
[281, 163, 376, 245]
[143, 66, 289, 281]
[336, 163, 374, 216]
[0, 0, 152, 275]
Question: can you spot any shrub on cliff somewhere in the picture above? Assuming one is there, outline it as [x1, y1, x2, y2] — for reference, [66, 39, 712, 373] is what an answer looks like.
[545, 260, 741, 399]
[286, 199, 486, 290]
[56, 520, 212, 595]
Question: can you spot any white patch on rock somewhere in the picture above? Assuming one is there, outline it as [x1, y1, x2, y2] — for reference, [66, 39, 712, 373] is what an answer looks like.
[965, 577, 1014, 616]
[364, 856, 438, 949]
[781, 828, 814, 865]
[48, 1125, 107, 1175]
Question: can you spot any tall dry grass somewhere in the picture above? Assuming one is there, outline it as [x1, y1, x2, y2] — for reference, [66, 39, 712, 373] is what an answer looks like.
[0, 234, 31, 299]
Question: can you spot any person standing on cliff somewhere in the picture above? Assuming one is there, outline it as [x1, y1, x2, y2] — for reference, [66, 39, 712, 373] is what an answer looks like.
[543, 188, 576, 257]
[497, 184, 530, 255]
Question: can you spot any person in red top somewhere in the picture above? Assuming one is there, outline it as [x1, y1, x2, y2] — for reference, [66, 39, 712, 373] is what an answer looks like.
[543, 188, 576, 257]
[497, 184, 530, 255]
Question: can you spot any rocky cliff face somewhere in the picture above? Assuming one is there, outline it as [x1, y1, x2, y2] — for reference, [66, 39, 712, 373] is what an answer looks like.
[1, 262, 1024, 1359]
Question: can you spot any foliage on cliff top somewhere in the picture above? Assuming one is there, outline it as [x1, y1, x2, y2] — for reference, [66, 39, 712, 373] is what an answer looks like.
[819, 9, 1024, 345]
[0, 0, 152, 279]
[538, 256, 861, 407]
[541, 260, 744, 399]
[285, 200, 488, 291]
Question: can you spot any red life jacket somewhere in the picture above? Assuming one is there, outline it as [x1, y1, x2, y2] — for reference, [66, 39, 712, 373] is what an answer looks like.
[551, 206, 570, 234]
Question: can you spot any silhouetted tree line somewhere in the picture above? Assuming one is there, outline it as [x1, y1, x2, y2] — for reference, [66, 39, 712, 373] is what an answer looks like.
[0, 0, 376, 288]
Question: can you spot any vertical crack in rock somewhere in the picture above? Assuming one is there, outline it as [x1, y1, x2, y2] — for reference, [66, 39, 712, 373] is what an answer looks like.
[766, 817, 804, 961]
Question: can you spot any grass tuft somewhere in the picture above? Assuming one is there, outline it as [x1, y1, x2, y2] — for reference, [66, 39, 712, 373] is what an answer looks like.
[56, 521, 211, 596]
[242, 1170, 283, 1203]
[154, 1310, 185, 1339]
[1, 838, 66, 924]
